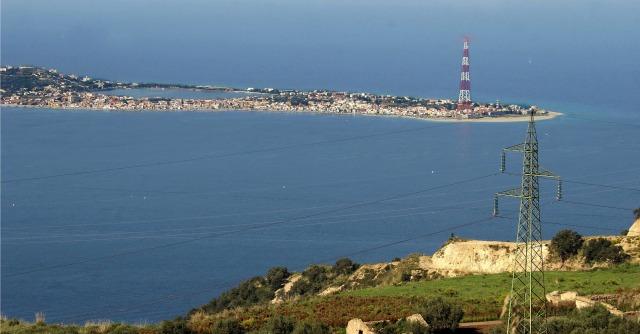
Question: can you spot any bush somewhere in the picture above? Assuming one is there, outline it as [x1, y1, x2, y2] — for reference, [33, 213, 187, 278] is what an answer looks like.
[203, 277, 274, 312]
[160, 317, 194, 334]
[418, 298, 463, 333]
[265, 315, 295, 334]
[545, 305, 640, 334]
[333, 258, 359, 275]
[374, 319, 429, 334]
[582, 238, 630, 264]
[550, 230, 584, 263]
[211, 319, 244, 334]
[291, 321, 331, 334]
[266, 267, 290, 290]
[291, 265, 330, 296]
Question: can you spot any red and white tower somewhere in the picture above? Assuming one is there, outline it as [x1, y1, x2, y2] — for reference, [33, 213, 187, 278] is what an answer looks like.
[457, 37, 472, 112]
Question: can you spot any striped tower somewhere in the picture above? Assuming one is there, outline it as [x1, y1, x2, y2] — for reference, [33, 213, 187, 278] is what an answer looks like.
[457, 37, 472, 112]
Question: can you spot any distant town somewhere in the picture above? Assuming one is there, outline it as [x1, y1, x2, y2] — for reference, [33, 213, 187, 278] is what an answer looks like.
[0, 65, 553, 121]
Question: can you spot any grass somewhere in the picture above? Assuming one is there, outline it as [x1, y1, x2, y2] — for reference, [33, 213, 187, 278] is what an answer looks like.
[345, 264, 640, 298]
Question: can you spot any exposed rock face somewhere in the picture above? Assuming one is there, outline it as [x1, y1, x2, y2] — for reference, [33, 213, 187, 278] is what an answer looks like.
[628, 219, 640, 237]
[346, 318, 376, 334]
[319, 285, 344, 296]
[271, 273, 302, 304]
[405, 314, 429, 328]
[422, 240, 549, 276]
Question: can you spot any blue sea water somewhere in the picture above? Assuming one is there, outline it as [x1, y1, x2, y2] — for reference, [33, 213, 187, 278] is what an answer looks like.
[1, 0, 639, 325]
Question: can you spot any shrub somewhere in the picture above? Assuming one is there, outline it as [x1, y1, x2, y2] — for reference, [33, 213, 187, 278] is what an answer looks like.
[291, 320, 331, 334]
[418, 297, 463, 333]
[582, 238, 630, 264]
[266, 267, 290, 290]
[333, 258, 359, 275]
[545, 305, 640, 334]
[107, 324, 140, 334]
[160, 317, 194, 334]
[211, 319, 244, 334]
[550, 230, 583, 263]
[188, 311, 215, 334]
[265, 315, 295, 334]
[203, 277, 273, 312]
[291, 265, 330, 296]
[373, 319, 429, 334]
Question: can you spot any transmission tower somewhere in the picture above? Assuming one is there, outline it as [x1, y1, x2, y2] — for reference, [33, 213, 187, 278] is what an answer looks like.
[457, 37, 472, 112]
[493, 111, 562, 334]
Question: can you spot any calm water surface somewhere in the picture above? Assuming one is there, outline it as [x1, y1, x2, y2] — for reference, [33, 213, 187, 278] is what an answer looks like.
[2, 106, 638, 323]
[1, 0, 639, 325]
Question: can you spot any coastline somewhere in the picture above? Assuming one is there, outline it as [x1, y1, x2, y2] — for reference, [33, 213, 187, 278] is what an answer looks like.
[0, 104, 562, 123]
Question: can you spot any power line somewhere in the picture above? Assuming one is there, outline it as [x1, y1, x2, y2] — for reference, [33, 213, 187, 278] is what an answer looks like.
[48, 196, 632, 322]
[318, 216, 498, 263]
[504, 172, 640, 192]
[56, 214, 501, 323]
[560, 179, 640, 192]
[559, 200, 635, 212]
[1, 123, 450, 184]
[4, 172, 498, 277]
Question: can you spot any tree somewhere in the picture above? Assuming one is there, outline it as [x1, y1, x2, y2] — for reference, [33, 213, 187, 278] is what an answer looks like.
[582, 238, 630, 264]
[550, 230, 584, 264]
[266, 267, 290, 290]
[419, 297, 464, 332]
[333, 258, 359, 275]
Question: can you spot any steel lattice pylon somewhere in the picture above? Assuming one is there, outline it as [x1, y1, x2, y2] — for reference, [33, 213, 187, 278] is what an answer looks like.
[493, 111, 562, 334]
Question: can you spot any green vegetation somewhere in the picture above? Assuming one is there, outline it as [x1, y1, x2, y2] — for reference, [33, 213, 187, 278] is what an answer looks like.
[550, 229, 584, 264]
[374, 319, 429, 334]
[582, 238, 630, 264]
[418, 298, 463, 332]
[343, 264, 640, 321]
[492, 305, 640, 334]
[200, 266, 292, 313]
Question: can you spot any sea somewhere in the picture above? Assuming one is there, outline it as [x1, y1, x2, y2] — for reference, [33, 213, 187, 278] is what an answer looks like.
[1, 0, 639, 324]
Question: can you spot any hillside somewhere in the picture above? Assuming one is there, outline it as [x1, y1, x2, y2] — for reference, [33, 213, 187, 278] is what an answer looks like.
[2, 222, 638, 334]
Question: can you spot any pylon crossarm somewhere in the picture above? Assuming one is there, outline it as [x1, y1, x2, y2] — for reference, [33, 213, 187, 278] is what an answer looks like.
[496, 187, 522, 198]
[504, 143, 526, 152]
[535, 167, 559, 179]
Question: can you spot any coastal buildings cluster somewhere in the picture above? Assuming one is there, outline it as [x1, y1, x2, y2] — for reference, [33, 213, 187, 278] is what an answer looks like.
[1, 65, 545, 120]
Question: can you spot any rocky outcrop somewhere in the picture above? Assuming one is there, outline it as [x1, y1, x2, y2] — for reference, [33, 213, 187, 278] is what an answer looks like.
[423, 240, 536, 276]
[346, 318, 376, 334]
[345, 315, 429, 334]
[546, 290, 634, 318]
[405, 314, 429, 328]
[272, 273, 302, 304]
[628, 219, 640, 237]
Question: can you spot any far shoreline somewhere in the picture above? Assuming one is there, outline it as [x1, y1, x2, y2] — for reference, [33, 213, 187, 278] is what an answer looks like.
[0, 104, 563, 124]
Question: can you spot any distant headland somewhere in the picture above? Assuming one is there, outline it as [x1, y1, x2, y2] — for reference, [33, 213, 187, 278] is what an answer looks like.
[0, 65, 560, 122]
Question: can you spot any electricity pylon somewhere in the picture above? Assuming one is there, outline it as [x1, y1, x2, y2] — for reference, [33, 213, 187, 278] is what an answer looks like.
[493, 111, 562, 334]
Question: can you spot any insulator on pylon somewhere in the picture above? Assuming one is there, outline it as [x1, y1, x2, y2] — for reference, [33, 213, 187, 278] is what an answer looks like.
[556, 179, 563, 201]
[500, 152, 506, 172]
[493, 196, 499, 217]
